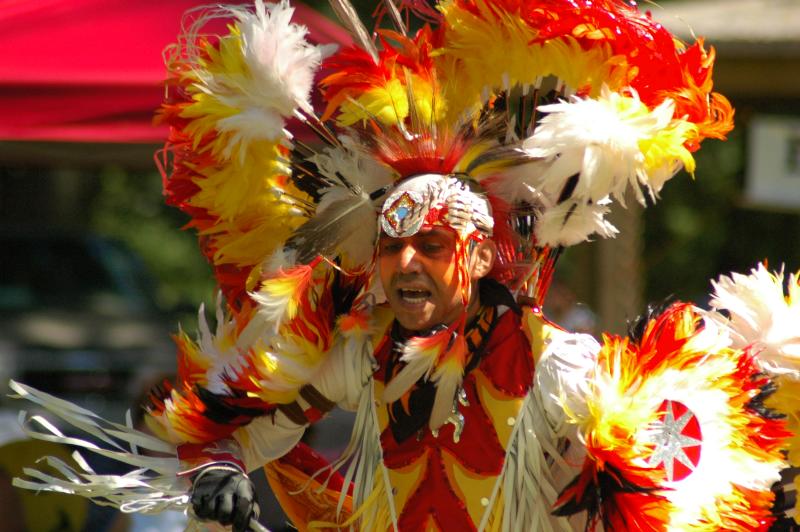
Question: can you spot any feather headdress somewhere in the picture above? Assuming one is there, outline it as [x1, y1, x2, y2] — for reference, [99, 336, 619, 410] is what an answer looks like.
[160, 0, 732, 308]
[154, 0, 732, 434]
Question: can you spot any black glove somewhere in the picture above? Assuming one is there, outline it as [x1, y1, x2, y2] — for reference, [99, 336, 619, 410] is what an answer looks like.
[190, 464, 260, 532]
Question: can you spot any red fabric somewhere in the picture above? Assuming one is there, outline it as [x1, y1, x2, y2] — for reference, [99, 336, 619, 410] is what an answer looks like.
[478, 310, 535, 397]
[279, 442, 349, 494]
[376, 311, 533, 530]
[176, 441, 246, 475]
[0, 0, 351, 143]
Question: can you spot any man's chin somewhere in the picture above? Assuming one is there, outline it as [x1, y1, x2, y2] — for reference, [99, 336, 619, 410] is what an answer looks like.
[393, 312, 436, 334]
[396, 319, 434, 334]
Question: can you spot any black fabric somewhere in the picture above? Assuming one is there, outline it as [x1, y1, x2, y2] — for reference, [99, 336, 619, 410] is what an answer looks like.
[478, 277, 521, 315]
[191, 467, 259, 532]
[384, 324, 442, 443]
[195, 386, 271, 426]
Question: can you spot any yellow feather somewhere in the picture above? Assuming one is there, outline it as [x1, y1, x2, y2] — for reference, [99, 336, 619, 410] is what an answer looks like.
[191, 147, 287, 219]
[337, 78, 410, 126]
[247, 334, 327, 404]
[409, 74, 448, 126]
[439, 0, 632, 117]
[766, 377, 800, 466]
[641, 118, 698, 177]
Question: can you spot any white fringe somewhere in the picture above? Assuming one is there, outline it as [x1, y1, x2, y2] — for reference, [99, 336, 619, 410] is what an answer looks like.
[478, 390, 578, 532]
[326, 378, 398, 530]
[10, 381, 189, 516]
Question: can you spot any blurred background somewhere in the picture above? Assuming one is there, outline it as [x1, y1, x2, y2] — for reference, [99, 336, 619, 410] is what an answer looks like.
[0, 0, 798, 530]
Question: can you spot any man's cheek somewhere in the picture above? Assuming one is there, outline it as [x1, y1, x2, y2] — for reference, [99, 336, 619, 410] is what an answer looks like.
[377, 260, 394, 291]
[426, 258, 455, 287]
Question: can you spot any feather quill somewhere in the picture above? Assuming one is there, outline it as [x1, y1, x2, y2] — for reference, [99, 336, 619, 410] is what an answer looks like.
[310, 136, 395, 197]
[286, 138, 393, 265]
[328, 0, 378, 63]
[286, 193, 379, 265]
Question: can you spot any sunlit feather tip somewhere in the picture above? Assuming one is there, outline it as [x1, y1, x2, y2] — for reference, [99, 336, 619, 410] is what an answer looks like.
[524, 89, 695, 206]
[381, 328, 451, 404]
[709, 264, 800, 378]
[250, 260, 317, 333]
[183, 0, 330, 159]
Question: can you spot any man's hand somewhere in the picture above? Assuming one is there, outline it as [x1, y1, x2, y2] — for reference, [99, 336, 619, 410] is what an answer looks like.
[190, 464, 260, 531]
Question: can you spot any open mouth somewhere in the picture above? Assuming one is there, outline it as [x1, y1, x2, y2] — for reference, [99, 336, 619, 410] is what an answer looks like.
[398, 288, 431, 304]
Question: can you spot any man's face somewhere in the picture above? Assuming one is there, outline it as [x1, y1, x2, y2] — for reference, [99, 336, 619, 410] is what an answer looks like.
[378, 226, 465, 332]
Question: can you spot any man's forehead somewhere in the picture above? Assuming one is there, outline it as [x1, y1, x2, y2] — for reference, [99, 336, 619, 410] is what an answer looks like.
[379, 226, 455, 241]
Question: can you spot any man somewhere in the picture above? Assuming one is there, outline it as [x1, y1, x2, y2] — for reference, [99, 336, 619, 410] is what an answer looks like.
[187, 174, 582, 531]
[12, 0, 797, 530]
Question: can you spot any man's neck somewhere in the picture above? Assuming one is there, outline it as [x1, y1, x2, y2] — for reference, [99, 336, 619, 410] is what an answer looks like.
[398, 295, 483, 338]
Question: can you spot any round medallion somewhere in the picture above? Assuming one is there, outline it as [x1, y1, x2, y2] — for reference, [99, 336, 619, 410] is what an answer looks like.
[381, 190, 426, 237]
[645, 399, 702, 482]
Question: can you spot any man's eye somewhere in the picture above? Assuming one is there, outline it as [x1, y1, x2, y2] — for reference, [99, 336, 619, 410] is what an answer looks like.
[421, 243, 444, 253]
[381, 242, 402, 254]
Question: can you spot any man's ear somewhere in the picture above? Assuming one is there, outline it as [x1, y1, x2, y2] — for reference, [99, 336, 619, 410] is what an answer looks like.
[470, 239, 496, 280]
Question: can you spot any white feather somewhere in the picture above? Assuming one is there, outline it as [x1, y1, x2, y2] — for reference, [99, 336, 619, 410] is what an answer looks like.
[240, 248, 308, 346]
[708, 264, 800, 377]
[310, 136, 395, 198]
[381, 355, 434, 405]
[262, 247, 299, 276]
[233, 0, 328, 114]
[248, 289, 294, 337]
[534, 199, 618, 247]
[381, 333, 443, 404]
[290, 190, 379, 266]
[523, 87, 677, 206]
[428, 367, 462, 430]
[196, 295, 247, 394]
[305, 138, 393, 265]
[485, 160, 549, 204]
[536, 328, 600, 424]
[191, 0, 332, 155]
[216, 107, 285, 160]
[252, 337, 325, 393]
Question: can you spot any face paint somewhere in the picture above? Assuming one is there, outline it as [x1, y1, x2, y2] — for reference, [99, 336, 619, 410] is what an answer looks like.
[378, 226, 467, 332]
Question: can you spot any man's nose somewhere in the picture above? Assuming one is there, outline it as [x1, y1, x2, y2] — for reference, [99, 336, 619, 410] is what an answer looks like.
[398, 244, 422, 272]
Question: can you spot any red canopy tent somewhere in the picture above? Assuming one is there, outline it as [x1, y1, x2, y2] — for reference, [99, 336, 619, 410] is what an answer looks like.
[0, 0, 351, 143]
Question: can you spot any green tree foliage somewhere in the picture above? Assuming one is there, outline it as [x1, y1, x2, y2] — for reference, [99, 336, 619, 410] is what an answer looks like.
[643, 128, 800, 305]
[89, 166, 216, 319]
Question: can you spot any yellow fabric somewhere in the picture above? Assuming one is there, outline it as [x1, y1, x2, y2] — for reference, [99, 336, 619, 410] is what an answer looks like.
[473, 369, 524, 450]
[384, 450, 428, 521]
[0, 439, 89, 532]
[263, 460, 353, 531]
[370, 309, 548, 528]
[442, 448, 499, 526]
